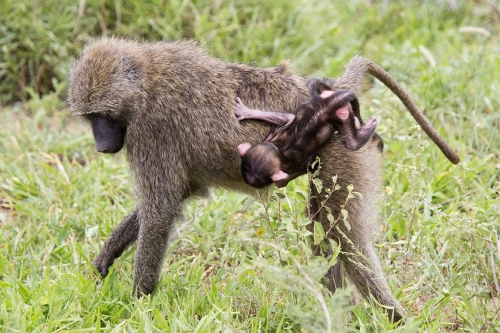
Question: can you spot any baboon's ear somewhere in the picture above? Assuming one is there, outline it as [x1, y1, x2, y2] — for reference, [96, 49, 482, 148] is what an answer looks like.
[320, 90, 334, 99]
[311, 81, 334, 98]
[120, 57, 140, 81]
[271, 170, 288, 182]
[238, 143, 252, 156]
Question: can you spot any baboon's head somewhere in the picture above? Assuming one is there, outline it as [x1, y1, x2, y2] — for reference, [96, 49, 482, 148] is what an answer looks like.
[68, 38, 146, 153]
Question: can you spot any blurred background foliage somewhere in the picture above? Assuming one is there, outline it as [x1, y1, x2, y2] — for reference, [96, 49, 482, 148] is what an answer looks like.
[1, 0, 497, 105]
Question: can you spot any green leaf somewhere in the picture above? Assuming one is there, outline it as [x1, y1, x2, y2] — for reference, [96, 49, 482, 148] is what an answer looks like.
[275, 192, 286, 199]
[296, 190, 307, 200]
[313, 222, 325, 245]
[343, 219, 351, 231]
[328, 239, 341, 267]
[352, 191, 363, 199]
[341, 209, 351, 231]
[312, 178, 323, 193]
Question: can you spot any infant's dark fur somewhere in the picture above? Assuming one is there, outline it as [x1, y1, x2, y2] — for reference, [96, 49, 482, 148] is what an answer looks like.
[236, 81, 378, 188]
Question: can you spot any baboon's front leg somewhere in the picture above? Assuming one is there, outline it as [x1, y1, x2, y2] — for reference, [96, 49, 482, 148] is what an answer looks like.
[93, 208, 140, 277]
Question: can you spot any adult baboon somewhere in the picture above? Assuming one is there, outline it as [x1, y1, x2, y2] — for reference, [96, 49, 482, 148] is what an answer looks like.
[68, 37, 458, 323]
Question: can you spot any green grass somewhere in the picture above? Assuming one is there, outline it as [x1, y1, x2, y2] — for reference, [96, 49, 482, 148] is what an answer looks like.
[1, 0, 499, 332]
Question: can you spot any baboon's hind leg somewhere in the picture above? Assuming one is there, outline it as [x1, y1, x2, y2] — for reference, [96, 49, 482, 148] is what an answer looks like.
[310, 138, 404, 322]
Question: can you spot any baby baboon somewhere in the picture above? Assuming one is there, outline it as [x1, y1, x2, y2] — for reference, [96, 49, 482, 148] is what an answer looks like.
[68, 38, 457, 323]
[235, 81, 378, 188]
